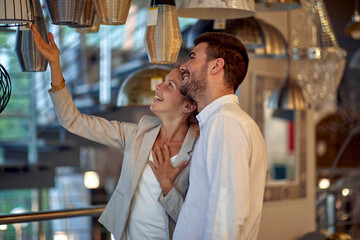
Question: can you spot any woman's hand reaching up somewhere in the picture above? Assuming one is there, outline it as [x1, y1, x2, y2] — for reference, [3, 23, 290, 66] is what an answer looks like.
[149, 145, 189, 196]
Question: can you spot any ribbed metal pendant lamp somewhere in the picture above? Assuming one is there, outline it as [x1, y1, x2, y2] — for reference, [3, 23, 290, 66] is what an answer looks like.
[44, 0, 86, 25]
[76, 14, 100, 34]
[145, 0, 182, 64]
[15, 0, 48, 72]
[255, 0, 301, 12]
[0, 0, 34, 27]
[92, 0, 132, 25]
[69, 0, 96, 28]
[176, 0, 256, 19]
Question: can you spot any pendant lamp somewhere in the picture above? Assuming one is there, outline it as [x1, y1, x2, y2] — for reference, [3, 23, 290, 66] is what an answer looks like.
[0, 0, 34, 27]
[69, 0, 96, 28]
[15, 0, 48, 72]
[92, 0, 132, 25]
[145, 0, 182, 64]
[117, 66, 171, 106]
[254, 19, 287, 59]
[345, 0, 360, 40]
[186, 18, 265, 52]
[349, 47, 360, 70]
[76, 14, 100, 34]
[176, 0, 255, 19]
[0, 64, 12, 114]
[255, 0, 301, 12]
[268, 73, 306, 110]
[291, 0, 346, 107]
[44, 0, 86, 25]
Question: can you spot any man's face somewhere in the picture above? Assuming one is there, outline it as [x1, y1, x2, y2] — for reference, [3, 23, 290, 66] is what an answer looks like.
[179, 42, 209, 101]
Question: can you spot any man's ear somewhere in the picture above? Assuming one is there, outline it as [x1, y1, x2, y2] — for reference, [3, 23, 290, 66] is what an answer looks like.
[183, 100, 197, 114]
[209, 58, 225, 75]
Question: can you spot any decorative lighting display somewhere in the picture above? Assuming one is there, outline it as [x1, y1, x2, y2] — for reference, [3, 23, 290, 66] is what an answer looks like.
[0, 0, 34, 27]
[145, 0, 182, 64]
[291, 0, 346, 108]
[0, 64, 12, 114]
[15, 0, 48, 72]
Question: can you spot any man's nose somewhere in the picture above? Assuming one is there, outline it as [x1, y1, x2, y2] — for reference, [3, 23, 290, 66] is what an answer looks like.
[180, 62, 188, 72]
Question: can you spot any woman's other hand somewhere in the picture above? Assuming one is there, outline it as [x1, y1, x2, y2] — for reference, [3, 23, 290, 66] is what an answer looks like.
[29, 23, 60, 65]
[149, 145, 189, 196]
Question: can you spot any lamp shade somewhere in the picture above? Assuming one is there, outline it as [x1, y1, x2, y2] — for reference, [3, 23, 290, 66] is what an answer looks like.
[117, 66, 171, 106]
[253, 19, 287, 59]
[255, 0, 301, 12]
[186, 18, 265, 51]
[145, 0, 182, 64]
[345, 10, 360, 40]
[69, 0, 96, 28]
[15, 0, 48, 72]
[0, 64, 12, 114]
[44, 0, 86, 25]
[76, 14, 100, 33]
[0, 0, 34, 27]
[92, 0, 132, 25]
[176, 0, 255, 19]
[268, 75, 306, 110]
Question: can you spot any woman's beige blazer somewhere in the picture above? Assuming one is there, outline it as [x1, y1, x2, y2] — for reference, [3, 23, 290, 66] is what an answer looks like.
[49, 87, 198, 240]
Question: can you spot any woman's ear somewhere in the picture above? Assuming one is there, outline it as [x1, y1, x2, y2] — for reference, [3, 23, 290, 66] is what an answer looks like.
[209, 58, 225, 75]
[183, 100, 197, 114]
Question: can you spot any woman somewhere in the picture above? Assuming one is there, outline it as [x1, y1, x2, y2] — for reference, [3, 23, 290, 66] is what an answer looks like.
[30, 25, 197, 240]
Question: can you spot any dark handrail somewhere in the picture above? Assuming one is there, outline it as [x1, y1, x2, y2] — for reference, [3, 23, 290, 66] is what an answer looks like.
[0, 205, 105, 224]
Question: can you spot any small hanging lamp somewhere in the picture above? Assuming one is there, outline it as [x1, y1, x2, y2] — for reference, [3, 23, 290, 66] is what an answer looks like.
[76, 14, 100, 34]
[92, 0, 132, 25]
[44, 0, 86, 25]
[345, 0, 360, 40]
[0, 0, 34, 27]
[268, 73, 306, 110]
[15, 0, 48, 72]
[117, 66, 171, 106]
[255, 0, 301, 12]
[176, 0, 255, 20]
[145, 0, 182, 64]
[69, 0, 96, 28]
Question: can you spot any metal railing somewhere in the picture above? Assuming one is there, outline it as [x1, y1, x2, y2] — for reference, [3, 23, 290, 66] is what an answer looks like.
[0, 205, 105, 225]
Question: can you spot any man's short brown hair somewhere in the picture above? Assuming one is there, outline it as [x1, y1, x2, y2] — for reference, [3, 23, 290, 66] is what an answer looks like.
[194, 32, 249, 92]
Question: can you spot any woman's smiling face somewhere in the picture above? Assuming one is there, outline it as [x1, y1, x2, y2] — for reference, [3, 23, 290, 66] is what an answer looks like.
[150, 68, 188, 117]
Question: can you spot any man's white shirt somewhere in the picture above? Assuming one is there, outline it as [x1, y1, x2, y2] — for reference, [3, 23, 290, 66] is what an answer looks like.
[173, 94, 267, 240]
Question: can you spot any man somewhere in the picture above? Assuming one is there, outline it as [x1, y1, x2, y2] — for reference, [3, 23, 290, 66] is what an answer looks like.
[173, 32, 267, 240]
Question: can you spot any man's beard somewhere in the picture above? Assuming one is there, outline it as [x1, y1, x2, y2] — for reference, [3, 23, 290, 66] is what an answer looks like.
[180, 64, 208, 102]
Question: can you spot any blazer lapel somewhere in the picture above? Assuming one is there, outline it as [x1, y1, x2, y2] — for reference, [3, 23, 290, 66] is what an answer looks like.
[173, 124, 198, 167]
[131, 124, 161, 194]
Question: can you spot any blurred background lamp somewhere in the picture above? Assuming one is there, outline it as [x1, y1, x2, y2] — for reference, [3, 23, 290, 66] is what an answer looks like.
[15, 0, 48, 72]
[69, 0, 96, 28]
[255, 0, 301, 12]
[92, 0, 132, 25]
[117, 66, 170, 106]
[84, 171, 100, 189]
[0, 225, 7, 231]
[176, 0, 255, 19]
[0, 0, 34, 27]
[0, 64, 12, 114]
[345, 7, 360, 40]
[145, 0, 182, 64]
[54, 231, 68, 240]
[319, 178, 330, 189]
[342, 188, 350, 197]
[268, 74, 306, 110]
